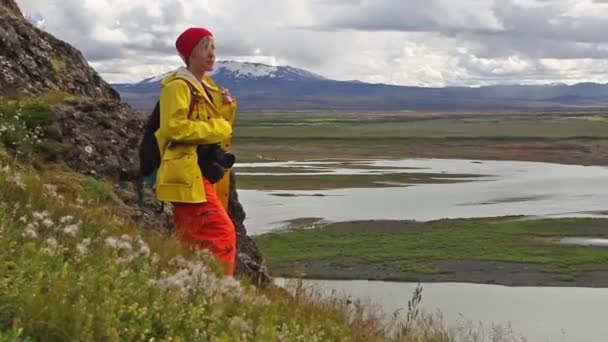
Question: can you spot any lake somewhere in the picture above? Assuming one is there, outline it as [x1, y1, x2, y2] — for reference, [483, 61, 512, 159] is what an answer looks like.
[276, 278, 608, 342]
[238, 159, 608, 235]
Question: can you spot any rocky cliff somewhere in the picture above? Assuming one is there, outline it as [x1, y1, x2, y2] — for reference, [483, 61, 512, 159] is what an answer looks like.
[0, 0, 269, 283]
[0, 0, 119, 99]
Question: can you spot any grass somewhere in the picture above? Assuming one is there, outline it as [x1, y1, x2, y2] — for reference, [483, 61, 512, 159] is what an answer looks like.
[236, 172, 481, 190]
[231, 111, 608, 166]
[235, 113, 608, 139]
[0, 146, 511, 341]
[254, 217, 608, 281]
[0, 101, 57, 157]
[50, 57, 67, 73]
[0, 103, 540, 340]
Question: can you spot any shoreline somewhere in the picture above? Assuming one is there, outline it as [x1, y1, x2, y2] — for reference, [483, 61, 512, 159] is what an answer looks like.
[269, 261, 608, 288]
[253, 217, 608, 288]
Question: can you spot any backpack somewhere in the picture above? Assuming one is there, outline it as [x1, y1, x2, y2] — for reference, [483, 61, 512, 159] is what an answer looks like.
[138, 80, 201, 187]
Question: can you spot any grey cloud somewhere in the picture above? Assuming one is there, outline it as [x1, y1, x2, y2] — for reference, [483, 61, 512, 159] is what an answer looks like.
[16, 0, 608, 86]
[310, 0, 608, 60]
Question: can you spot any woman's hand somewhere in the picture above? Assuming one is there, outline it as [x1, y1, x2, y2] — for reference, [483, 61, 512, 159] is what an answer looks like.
[221, 87, 234, 104]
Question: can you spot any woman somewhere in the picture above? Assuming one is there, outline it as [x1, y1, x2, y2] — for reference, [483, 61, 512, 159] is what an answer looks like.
[155, 27, 238, 275]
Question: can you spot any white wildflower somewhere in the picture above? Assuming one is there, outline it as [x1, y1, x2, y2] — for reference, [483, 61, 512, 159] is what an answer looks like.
[229, 316, 252, 334]
[59, 215, 73, 224]
[105, 235, 135, 263]
[46, 237, 58, 248]
[32, 212, 44, 221]
[253, 295, 271, 307]
[139, 243, 150, 257]
[84, 145, 94, 155]
[43, 184, 58, 196]
[23, 227, 38, 239]
[42, 237, 60, 256]
[41, 219, 54, 228]
[18, 215, 27, 223]
[151, 253, 160, 264]
[11, 202, 20, 217]
[62, 224, 80, 237]
[120, 234, 132, 242]
[104, 237, 119, 249]
[168, 255, 188, 267]
[76, 238, 91, 256]
[12, 172, 26, 190]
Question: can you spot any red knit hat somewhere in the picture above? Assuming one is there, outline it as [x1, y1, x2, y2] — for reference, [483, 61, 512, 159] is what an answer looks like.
[175, 27, 213, 63]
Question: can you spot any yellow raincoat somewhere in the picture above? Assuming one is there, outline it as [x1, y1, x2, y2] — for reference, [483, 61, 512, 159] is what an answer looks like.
[155, 69, 236, 205]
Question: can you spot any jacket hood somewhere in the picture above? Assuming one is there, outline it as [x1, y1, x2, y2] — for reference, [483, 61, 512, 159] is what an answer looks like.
[160, 67, 219, 91]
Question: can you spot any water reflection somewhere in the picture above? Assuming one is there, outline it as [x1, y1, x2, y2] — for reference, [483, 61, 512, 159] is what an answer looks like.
[239, 159, 608, 235]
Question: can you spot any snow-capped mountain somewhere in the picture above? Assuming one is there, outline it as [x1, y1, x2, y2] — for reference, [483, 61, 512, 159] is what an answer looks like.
[113, 61, 326, 94]
[112, 61, 608, 111]
[210, 61, 326, 82]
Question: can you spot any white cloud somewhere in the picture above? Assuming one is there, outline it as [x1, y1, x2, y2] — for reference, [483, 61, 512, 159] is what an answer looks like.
[14, 0, 608, 86]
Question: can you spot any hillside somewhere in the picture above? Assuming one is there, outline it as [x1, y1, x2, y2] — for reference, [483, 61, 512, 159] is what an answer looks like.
[0, 0, 267, 283]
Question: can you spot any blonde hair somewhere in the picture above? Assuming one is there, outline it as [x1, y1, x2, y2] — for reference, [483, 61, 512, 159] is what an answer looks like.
[186, 36, 214, 66]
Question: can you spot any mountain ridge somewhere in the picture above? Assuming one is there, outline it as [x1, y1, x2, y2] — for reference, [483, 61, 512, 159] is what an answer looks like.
[113, 61, 608, 111]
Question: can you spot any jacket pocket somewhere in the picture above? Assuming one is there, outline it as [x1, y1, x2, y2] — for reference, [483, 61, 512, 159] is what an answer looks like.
[158, 148, 197, 187]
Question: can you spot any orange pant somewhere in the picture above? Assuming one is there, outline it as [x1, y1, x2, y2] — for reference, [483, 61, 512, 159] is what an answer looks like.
[173, 178, 236, 276]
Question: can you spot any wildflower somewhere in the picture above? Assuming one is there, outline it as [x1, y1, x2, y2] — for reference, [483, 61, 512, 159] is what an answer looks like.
[139, 243, 150, 257]
[43, 184, 58, 195]
[42, 237, 60, 256]
[105, 236, 132, 251]
[23, 227, 38, 239]
[18, 215, 27, 223]
[62, 224, 79, 236]
[46, 237, 58, 248]
[229, 316, 252, 334]
[32, 212, 45, 221]
[11, 202, 20, 217]
[41, 219, 54, 228]
[12, 172, 26, 190]
[59, 215, 74, 224]
[253, 295, 271, 307]
[76, 238, 91, 255]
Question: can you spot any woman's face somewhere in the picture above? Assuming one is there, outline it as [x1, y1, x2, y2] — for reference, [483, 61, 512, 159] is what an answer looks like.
[189, 36, 216, 73]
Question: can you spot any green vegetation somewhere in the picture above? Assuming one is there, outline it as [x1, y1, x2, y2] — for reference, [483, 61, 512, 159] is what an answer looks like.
[235, 112, 608, 139]
[2, 146, 498, 340]
[254, 217, 608, 281]
[50, 56, 67, 73]
[81, 176, 118, 203]
[0, 101, 57, 157]
[232, 112, 608, 165]
[236, 172, 480, 190]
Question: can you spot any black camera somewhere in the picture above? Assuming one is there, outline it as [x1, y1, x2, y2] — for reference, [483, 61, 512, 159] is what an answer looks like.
[197, 144, 236, 183]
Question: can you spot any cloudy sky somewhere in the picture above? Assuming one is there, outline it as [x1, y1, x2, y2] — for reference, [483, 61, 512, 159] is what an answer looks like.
[14, 0, 608, 86]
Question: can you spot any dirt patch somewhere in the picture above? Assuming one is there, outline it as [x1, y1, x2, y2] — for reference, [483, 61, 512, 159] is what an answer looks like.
[270, 260, 608, 287]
